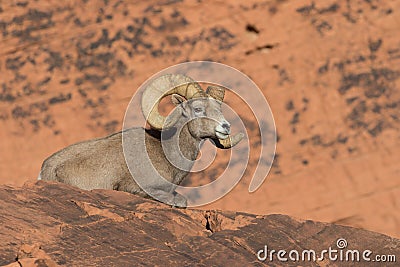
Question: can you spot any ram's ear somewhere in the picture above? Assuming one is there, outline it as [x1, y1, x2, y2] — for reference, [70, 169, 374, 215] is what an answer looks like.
[171, 94, 189, 118]
[171, 94, 185, 105]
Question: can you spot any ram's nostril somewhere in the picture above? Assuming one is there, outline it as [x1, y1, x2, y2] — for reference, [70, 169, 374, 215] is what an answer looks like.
[222, 123, 230, 131]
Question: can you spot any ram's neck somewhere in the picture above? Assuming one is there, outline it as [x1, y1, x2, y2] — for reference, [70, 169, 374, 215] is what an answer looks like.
[178, 124, 202, 161]
[159, 119, 202, 174]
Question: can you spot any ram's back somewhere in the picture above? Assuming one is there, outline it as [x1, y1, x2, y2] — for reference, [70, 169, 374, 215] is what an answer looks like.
[39, 131, 127, 190]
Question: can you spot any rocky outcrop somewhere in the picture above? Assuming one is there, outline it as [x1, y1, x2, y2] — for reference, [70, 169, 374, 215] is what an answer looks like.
[0, 182, 398, 266]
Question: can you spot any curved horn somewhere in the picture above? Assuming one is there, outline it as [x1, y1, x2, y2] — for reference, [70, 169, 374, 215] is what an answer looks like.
[206, 85, 225, 101]
[213, 132, 244, 149]
[141, 74, 207, 130]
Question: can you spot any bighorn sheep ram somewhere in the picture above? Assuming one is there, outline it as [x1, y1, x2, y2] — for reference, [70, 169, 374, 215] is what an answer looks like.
[39, 74, 243, 207]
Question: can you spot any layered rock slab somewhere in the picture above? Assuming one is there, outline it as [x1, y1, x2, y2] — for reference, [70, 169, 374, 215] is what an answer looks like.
[0, 182, 398, 266]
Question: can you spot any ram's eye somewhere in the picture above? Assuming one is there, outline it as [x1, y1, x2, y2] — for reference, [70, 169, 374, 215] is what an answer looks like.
[194, 107, 203, 113]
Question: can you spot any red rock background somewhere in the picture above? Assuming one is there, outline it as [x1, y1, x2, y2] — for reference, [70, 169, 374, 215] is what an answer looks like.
[1, 0, 399, 239]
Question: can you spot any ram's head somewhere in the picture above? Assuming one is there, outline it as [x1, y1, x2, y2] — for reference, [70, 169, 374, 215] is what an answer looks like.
[141, 74, 244, 149]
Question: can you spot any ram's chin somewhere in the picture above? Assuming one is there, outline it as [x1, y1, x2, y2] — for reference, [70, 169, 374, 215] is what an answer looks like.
[216, 132, 229, 140]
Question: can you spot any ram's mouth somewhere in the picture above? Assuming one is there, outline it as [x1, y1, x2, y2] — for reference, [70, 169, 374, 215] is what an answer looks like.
[216, 131, 229, 140]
